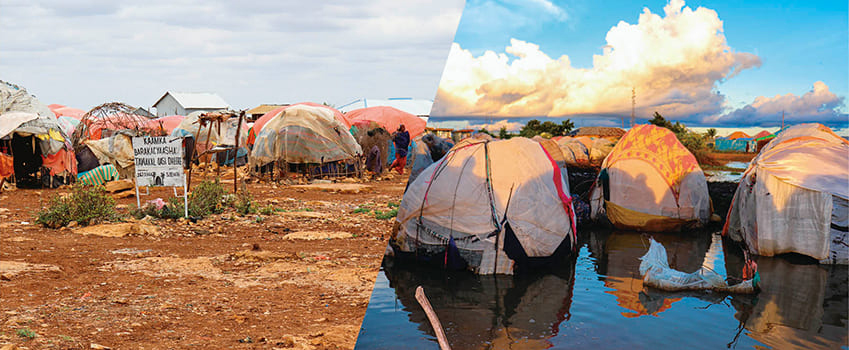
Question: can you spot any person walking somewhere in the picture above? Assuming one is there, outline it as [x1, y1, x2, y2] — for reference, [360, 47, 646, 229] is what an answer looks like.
[389, 124, 410, 174]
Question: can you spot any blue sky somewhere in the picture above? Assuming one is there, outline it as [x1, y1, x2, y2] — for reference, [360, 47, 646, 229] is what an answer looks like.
[430, 0, 848, 134]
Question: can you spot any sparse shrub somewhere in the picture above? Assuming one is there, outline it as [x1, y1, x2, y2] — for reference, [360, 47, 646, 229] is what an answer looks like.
[36, 185, 118, 228]
[17, 327, 37, 339]
[259, 205, 275, 215]
[188, 180, 226, 217]
[374, 208, 398, 220]
[352, 207, 371, 214]
[387, 201, 400, 208]
[233, 188, 256, 215]
[132, 197, 186, 220]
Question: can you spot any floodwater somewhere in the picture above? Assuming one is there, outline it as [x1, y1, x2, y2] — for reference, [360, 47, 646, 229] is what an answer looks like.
[355, 229, 848, 349]
[705, 162, 749, 182]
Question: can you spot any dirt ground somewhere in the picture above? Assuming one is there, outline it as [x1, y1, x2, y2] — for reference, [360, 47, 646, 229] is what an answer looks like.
[0, 173, 408, 349]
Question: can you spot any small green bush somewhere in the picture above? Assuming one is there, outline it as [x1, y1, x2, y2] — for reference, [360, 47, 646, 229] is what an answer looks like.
[259, 205, 275, 215]
[374, 208, 398, 220]
[36, 185, 118, 228]
[352, 207, 371, 214]
[132, 197, 186, 220]
[233, 188, 256, 215]
[387, 201, 400, 208]
[188, 180, 226, 217]
[17, 327, 37, 339]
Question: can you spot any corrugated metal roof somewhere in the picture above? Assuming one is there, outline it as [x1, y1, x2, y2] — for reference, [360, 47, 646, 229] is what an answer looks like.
[337, 98, 433, 116]
[153, 91, 229, 109]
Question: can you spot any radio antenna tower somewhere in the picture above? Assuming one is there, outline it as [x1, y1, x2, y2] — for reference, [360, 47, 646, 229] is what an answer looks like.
[630, 87, 636, 127]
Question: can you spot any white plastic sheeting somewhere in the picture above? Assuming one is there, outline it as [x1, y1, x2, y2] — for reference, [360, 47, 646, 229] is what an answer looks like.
[725, 123, 849, 264]
[394, 137, 576, 274]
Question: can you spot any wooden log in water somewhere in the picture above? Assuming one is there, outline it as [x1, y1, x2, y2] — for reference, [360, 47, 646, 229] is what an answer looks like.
[415, 286, 451, 350]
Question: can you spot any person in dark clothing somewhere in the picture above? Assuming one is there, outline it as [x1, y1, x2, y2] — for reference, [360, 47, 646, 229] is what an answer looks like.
[365, 145, 383, 177]
[389, 124, 410, 174]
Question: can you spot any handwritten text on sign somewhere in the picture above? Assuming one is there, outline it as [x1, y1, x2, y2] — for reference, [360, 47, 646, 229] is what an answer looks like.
[132, 137, 184, 187]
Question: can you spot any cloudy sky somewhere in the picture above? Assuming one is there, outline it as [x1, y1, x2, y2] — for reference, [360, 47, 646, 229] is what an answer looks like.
[1, 0, 464, 112]
[430, 0, 848, 134]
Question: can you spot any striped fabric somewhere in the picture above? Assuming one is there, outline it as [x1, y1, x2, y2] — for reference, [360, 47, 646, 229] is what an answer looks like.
[76, 164, 119, 186]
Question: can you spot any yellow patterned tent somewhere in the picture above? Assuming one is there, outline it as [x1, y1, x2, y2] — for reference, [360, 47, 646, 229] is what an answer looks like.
[589, 124, 710, 232]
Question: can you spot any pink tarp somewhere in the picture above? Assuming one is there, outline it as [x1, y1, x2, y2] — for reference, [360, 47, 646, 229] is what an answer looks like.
[146, 115, 185, 136]
[48, 104, 86, 120]
[344, 106, 426, 138]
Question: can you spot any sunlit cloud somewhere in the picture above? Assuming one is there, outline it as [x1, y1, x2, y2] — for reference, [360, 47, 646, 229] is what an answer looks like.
[708, 82, 847, 127]
[433, 0, 766, 123]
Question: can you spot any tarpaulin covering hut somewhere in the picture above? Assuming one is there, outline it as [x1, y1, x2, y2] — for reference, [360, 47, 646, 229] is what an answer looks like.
[249, 104, 361, 166]
[247, 103, 348, 147]
[724, 123, 848, 264]
[392, 137, 577, 275]
[48, 104, 86, 120]
[344, 106, 426, 139]
[73, 103, 152, 146]
[145, 115, 185, 136]
[589, 124, 710, 232]
[726, 131, 750, 139]
[555, 136, 590, 166]
[0, 80, 76, 186]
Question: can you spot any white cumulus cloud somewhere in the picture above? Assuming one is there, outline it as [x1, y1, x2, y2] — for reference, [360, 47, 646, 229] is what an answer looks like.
[709, 82, 847, 127]
[433, 0, 764, 123]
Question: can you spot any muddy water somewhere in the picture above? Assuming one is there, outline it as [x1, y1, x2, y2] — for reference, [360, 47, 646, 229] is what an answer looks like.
[355, 229, 848, 349]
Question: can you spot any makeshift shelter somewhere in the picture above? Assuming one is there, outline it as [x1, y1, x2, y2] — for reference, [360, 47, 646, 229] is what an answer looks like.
[588, 138, 616, 165]
[752, 130, 772, 139]
[82, 133, 136, 179]
[247, 103, 348, 147]
[344, 106, 426, 139]
[408, 134, 454, 184]
[250, 104, 361, 175]
[726, 131, 750, 139]
[0, 80, 76, 187]
[351, 121, 391, 172]
[715, 137, 757, 152]
[569, 126, 626, 139]
[589, 124, 711, 232]
[724, 123, 849, 264]
[145, 115, 185, 136]
[48, 104, 86, 120]
[171, 111, 247, 151]
[73, 103, 152, 147]
[555, 136, 590, 166]
[392, 137, 577, 274]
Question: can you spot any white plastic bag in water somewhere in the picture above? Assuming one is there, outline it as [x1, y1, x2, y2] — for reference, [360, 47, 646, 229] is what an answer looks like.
[639, 238, 757, 293]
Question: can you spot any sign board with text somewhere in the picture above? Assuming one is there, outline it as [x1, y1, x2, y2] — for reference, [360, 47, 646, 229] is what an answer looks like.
[132, 136, 185, 187]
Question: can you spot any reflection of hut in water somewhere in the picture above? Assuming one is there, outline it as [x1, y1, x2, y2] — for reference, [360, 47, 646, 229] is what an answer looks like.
[383, 258, 576, 349]
[585, 230, 712, 317]
[726, 257, 848, 349]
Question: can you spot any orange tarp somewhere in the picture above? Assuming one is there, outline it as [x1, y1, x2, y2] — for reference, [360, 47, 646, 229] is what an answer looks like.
[0, 153, 12, 178]
[726, 131, 750, 139]
[604, 124, 701, 200]
[345, 106, 426, 138]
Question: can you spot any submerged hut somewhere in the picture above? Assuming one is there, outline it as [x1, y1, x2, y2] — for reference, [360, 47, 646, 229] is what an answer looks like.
[392, 137, 577, 275]
[589, 124, 711, 232]
[724, 123, 848, 264]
